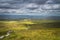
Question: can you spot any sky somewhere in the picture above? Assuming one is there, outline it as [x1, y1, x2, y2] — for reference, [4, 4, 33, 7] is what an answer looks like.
[0, 0, 60, 16]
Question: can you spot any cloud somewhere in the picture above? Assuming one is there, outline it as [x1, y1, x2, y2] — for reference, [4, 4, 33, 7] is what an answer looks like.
[41, 4, 60, 10]
[0, 0, 60, 16]
[25, 3, 39, 10]
[0, 3, 60, 16]
[45, 0, 55, 4]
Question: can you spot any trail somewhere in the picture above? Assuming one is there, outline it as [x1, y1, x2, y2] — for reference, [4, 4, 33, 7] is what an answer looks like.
[0, 30, 13, 39]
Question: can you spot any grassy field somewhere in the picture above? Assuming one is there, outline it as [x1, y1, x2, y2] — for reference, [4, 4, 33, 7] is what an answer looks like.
[0, 19, 60, 40]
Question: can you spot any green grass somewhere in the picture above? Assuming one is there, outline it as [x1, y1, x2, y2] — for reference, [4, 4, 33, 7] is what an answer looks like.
[0, 19, 60, 40]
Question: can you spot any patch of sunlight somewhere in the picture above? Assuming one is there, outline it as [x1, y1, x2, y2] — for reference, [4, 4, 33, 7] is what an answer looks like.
[0, 20, 35, 24]
[3, 21, 17, 23]
[20, 19, 34, 24]
[11, 26, 29, 30]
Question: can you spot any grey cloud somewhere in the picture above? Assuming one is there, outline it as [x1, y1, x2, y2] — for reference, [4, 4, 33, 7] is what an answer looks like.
[0, 0, 60, 9]
[53, 0, 60, 4]
[0, 0, 60, 15]
[0, 0, 60, 4]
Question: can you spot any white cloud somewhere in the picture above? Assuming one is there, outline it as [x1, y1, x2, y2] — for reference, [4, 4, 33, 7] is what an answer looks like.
[41, 4, 60, 10]
[25, 3, 39, 8]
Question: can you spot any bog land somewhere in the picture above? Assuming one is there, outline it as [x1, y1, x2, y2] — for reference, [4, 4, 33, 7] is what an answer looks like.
[0, 19, 60, 40]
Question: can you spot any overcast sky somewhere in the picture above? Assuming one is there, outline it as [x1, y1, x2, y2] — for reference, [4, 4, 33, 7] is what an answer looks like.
[0, 0, 60, 16]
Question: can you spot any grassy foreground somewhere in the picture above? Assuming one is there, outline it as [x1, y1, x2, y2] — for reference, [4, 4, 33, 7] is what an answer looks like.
[0, 19, 60, 40]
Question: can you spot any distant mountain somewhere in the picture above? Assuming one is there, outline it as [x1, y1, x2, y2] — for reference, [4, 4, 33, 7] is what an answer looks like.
[0, 15, 44, 20]
[0, 15, 60, 20]
[45, 16, 60, 20]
